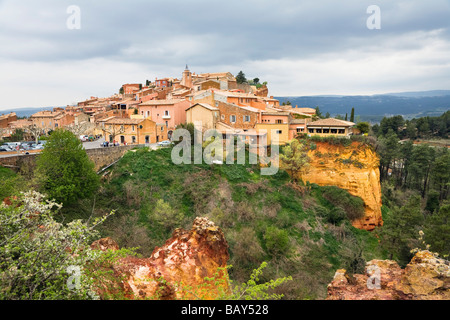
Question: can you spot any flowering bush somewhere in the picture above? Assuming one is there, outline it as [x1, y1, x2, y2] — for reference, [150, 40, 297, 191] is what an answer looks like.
[0, 191, 132, 300]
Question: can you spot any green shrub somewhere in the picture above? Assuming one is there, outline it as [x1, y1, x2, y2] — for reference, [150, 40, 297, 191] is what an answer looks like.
[264, 226, 290, 256]
[320, 186, 365, 221]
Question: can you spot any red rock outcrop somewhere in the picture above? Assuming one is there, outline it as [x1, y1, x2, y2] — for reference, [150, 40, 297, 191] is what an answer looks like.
[327, 251, 450, 300]
[92, 217, 230, 300]
[299, 141, 383, 231]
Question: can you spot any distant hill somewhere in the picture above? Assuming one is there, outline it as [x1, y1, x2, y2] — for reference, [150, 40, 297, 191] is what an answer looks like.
[276, 90, 450, 123]
[0, 107, 59, 118]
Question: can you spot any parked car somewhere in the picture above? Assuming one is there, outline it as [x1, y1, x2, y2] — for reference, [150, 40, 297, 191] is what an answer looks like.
[0, 145, 12, 151]
[0, 147, 9, 152]
[79, 135, 89, 142]
[157, 140, 173, 147]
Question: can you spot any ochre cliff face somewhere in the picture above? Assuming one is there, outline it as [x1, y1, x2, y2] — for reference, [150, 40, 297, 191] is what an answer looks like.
[92, 217, 230, 300]
[299, 141, 383, 231]
[327, 250, 450, 300]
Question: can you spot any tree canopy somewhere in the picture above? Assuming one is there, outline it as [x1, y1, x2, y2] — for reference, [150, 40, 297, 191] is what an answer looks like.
[36, 129, 100, 205]
[236, 71, 247, 84]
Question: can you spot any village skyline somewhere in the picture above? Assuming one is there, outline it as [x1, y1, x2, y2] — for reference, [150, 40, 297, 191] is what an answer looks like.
[1, 0, 450, 110]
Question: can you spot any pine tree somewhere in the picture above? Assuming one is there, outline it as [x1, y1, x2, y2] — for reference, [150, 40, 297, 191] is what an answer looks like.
[236, 71, 247, 84]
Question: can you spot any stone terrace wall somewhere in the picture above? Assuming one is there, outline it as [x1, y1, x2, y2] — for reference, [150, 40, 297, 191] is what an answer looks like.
[0, 144, 145, 174]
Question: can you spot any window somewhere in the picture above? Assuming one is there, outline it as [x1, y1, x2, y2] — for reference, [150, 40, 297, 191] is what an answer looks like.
[120, 125, 124, 131]
[296, 128, 303, 133]
[276, 130, 282, 134]
[215, 101, 219, 107]
[164, 110, 169, 116]
[244, 115, 250, 122]
[331, 129, 338, 134]
[221, 114, 225, 120]
[338, 129, 345, 134]
[230, 115, 236, 123]
[309, 129, 314, 133]
[323, 129, 330, 133]
[132, 136, 136, 143]
[316, 129, 322, 133]
[276, 119, 283, 124]
[132, 125, 135, 132]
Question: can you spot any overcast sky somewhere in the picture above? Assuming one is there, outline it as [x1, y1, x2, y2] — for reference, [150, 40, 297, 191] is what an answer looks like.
[0, 0, 449, 110]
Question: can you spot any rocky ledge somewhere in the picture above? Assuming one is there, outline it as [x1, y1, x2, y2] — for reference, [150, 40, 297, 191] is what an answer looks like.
[91, 217, 230, 300]
[327, 250, 450, 300]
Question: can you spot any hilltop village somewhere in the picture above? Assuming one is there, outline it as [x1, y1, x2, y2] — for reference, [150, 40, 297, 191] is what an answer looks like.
[0, 67, 356, 146]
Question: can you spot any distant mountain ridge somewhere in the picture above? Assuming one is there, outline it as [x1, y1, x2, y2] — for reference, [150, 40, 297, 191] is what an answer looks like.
[1, 91, 449, 123]
[0, 107, 58, 118]
[275, 90, 450, 123]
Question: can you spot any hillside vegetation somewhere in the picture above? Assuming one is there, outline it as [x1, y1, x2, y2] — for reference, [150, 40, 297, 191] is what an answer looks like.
[1, 121, 448, 299]
[57, 146, 385, 299]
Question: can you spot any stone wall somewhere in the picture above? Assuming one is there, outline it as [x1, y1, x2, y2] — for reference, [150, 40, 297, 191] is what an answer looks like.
[0, 144, 145, 174]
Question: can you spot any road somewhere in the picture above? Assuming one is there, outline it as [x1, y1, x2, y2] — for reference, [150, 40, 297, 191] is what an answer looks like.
[85, 138, 160, 150]
[0, 138, 160, 158]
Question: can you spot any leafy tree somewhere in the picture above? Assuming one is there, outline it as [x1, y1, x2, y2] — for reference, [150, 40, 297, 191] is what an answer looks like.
[424, 204, 450, 258]
[279, 139, 310, 181]
[314, 106, 322, 118]
[425, 190, 440, 214]
[379, 115, 405, 137]
[404, 121, 417, 140]
[325, 112, 330, 119]
[356, 122, 370, 134]
[10, 128, 24, 142]
[0, 191, 132, 300]
[430, 149, 450, 200]
[378, 196, 425, 265]
[378, 129, 400, 180]
[36, 129, 100, 206]
[345, 113, 348, 121]
[145, 79, 151, 86]
[350, 108, 355, 122]
[119, 86, 124, 95]
[236, 71, 247, 84]
[253, 78, 260, 84]
[409, 144, 435, 197]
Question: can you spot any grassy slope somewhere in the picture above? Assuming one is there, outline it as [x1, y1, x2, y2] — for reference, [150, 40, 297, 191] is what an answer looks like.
[81, 147, 386, 299]
[0, 146, 386, 299]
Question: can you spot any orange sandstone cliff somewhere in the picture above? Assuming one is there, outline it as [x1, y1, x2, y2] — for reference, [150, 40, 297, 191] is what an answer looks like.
[298, 141, 383, 231]
[91, 217, 230, 300]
